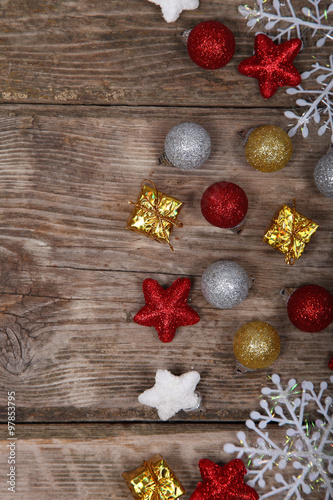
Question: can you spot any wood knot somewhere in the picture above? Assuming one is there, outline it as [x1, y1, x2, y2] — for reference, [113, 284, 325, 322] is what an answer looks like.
[0, 314, 31, 375]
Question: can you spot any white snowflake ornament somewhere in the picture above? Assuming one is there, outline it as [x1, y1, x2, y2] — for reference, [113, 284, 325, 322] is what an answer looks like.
[224, 374, 333, 499]
[147, 0, 199, 23]
[138, 369, 201, 420]
[239, 0, 333, 46]
[285, 55, 333, 141]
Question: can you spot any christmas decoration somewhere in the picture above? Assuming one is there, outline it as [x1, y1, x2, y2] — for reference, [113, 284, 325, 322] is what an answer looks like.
[127, 180, 183, 251]
[147, 0, 199, 23]
[263, 202, 319, 265]
[159, 122, 211, 170]
[286, 284, 333, 333]
[329, 357, 333, 370]
[122, 454, 185, 500]
[201, 260, 250, 309]
[239, 0, 333, 47]
[187, 20, 235, 70]
[201, 181, 248, 233]
[244, 125, 293, 173]
[238, 1, 333, 139]
[238, 34, 301, 99]
[224, 373, 333, 500]
[134, 277, 200, 343]
[314, 147, 333, 198]
[138, 369, 201, 421]
[190, 458, 259, 500]
[233, 321, 280, 371]
[286, 56, 333, 141]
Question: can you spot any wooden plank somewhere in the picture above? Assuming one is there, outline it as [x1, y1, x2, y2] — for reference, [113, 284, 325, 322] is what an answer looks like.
[0, 0, 331, 106]
[0, 423, 325, 499]
[0, 105, 331, 422]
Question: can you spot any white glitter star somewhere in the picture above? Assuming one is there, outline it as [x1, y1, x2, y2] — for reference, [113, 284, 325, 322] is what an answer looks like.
[147, 0, 199, 23]
[138, 369, 201, 420]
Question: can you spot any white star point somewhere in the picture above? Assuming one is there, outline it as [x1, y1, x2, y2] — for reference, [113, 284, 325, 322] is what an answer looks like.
[147, 0, 199, 23]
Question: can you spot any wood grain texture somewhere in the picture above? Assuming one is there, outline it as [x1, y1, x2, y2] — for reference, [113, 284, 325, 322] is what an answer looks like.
[0, 105, 331, 422]
[0, 1, 332, 498]
[0, 0, 331, 106]
[0, 423, 325, 499]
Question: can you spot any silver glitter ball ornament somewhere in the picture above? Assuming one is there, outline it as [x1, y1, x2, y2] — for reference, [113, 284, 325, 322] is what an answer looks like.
[201, 260, 249, 309]
[314, 150, 333, 198]
[164, 122, 211, 170]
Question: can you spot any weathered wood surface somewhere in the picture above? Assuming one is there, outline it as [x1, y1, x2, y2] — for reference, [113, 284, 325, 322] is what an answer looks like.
[0, 105, 331, 422]
[0, 0, 332, 498]
[0, 0, 331, 107]
[0, 423, 325, 499]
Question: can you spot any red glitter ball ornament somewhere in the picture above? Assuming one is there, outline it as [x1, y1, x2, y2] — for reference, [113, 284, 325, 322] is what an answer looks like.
[201, 181, 248, 229]
[187, 20, 235, 70]
[329, 357, 333, 370]
[287, 284, 333, 333]
[134, 277, 200, 343]
[238, 33, 302, 99]
[190, 458, 259, 500]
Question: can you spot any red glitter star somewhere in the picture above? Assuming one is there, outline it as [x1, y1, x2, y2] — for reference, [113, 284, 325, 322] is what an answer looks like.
[190, 459, 259, 500]
[238, 34, 302, 99]
[134, 277, 200, 343]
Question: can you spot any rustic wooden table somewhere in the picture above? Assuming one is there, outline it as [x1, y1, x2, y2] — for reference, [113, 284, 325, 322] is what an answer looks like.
[0, 1, 332, 499]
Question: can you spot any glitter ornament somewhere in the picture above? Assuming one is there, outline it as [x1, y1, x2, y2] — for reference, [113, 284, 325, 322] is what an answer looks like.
[286, 284, 333, 333]
[233, 321, 281, 370]
[238, 34, 301, 99]
[201, 260, 250, 309]
[314, 148, 333, 198]
[244, 125, 293, 172]
[201, 181, 248, 232]
[160, 122, 211, 170]
[329, 357, 333, 370]
[190, 459, 259, 500]
[187, 20, 235, 70]
[134, 277, 200, 343]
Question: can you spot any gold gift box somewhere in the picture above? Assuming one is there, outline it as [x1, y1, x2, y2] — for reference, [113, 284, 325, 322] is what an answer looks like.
[263, 204, 318, 265]
[127, 181, 183, 251]
[122, 454, 185, 500]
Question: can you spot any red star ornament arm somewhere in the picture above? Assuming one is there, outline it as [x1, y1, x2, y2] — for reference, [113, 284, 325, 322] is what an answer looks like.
[238, 34, 302, 99]
[166, 277, 200, 326]
[133, 278, 200, 343]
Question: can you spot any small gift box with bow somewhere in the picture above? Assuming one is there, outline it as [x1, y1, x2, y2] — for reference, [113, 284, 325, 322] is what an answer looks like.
[127, 180, 183, 252]
[263, 202, 318, 265]
[122, 454, 185, 500]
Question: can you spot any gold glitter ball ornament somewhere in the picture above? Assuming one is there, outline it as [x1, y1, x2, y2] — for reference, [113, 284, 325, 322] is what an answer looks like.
[245, 125, 293, 172]
[233, 321, 281, 369]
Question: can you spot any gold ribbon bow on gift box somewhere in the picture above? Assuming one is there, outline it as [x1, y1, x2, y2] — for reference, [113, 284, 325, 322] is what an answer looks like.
[263, 201, 319, 265]
[127, 180, 183, 252]
[122, 455, 185, 500]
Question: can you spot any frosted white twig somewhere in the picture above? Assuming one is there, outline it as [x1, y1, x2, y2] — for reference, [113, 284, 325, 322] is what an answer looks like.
[284, 55, 333, 141]
[239, 0, 333, 46]
[224, 374, 333, 499]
